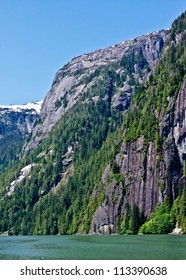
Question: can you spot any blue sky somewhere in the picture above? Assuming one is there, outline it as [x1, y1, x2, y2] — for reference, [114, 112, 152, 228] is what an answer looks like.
[0, 0, 185, 105]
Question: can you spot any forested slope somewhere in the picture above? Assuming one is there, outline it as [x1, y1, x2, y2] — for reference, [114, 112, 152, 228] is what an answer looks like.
[0, 12, 186, 235]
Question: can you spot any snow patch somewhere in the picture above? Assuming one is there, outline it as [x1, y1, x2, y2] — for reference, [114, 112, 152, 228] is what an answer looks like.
[6, 164, 35, 196]
[0, 100, 43, 114]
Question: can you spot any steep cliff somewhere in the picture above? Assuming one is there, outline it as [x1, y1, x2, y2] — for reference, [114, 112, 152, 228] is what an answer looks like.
[174, 79, 186, 163]
[89, 14, 186, 233]
[90, 77, 186, 233]
[25, 30, 167, 152]
[0, 12, 186, 235]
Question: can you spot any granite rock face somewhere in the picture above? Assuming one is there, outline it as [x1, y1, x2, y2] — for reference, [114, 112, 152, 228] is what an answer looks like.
[174, 79, 186, 163]
[25, 30, 167, 152]
[89, 79, 186, 234]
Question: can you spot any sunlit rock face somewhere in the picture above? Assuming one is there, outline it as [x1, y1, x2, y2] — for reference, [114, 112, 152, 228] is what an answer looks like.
[24, 30, 167, 152]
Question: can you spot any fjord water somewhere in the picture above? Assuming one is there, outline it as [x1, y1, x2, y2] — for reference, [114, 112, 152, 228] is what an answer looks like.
[0, 235, 186, 260]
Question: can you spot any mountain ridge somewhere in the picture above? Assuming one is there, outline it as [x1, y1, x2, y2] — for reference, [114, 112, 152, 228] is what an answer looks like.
[0, 11, 186, 235]
[24, 29, 167, 152]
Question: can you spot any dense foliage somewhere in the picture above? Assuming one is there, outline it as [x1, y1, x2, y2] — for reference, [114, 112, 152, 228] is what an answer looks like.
[139, 197, 174, 234]
[0, 11, 186, 235]
[0, 69, 125, 235]
[0, 111, 38, 174]
[0, 133, 23, 174]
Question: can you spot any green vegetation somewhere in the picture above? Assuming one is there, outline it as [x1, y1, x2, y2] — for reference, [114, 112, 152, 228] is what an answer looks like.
[0, 11, 186, 235]
[139, 197, 174, 234]
[0, 69, 124, 235]
[122, 11, 186, 234]
[0, 111, 37, 174]
[139, 191, 186, 234]
[124, 42, 186, 144]
[55, 91, 69, 109]
[184, 160, 186, 177]
[120, 48, 150, 76]
[0, 135, 23, 174]
[170, 187, 186, 233]
[123, 12, 186, 145]
[169, 11, 186, 41]
[119, 203, 145, 234]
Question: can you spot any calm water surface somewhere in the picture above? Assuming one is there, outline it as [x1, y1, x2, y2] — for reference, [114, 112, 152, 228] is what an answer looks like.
[0, 235, 186, 260]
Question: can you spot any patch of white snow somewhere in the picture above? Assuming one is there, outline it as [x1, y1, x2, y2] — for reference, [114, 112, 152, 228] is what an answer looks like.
[0, 100, 43, 114]
[6, 164, 35, 196]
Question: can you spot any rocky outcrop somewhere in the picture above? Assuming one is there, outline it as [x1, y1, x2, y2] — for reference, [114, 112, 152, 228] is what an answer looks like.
[6, 164, 35, 196]
[171, 222, 182, 234]
[90, 79, 186, 234]
[0, 101, 42, 171]
[90, 138, 165, 234]
[25, 30, 167, 152]
[174, 79, 186, 163]
[0, 101, 42, 139]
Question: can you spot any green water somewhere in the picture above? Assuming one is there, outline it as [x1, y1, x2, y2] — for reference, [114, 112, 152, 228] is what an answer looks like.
[0, 235, 186, 260]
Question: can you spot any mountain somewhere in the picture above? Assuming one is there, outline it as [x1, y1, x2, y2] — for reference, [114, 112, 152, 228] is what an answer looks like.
[0, 12, 186, 235]
[0, 101, 42, 173]
[24, 30, 166, 152]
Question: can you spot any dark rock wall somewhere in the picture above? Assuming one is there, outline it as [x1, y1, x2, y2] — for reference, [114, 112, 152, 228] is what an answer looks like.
[90, 79, 186, 234]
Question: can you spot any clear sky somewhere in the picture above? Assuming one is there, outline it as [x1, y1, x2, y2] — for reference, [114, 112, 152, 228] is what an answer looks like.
[0, 0, 185, 105]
